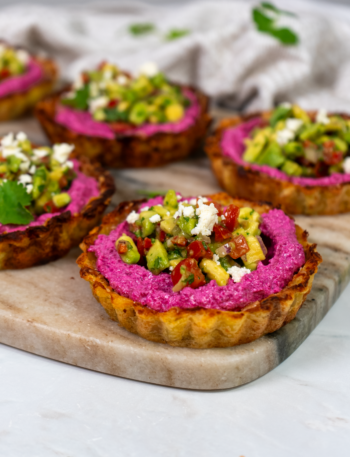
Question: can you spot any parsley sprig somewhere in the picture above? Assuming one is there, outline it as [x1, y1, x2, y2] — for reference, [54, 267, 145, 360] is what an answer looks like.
[252, 2, 299, 46]
[128, 23, 191, 41]
[0, 181, 34, 225]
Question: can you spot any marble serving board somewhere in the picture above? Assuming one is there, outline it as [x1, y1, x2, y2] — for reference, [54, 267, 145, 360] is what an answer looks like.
[0, 116, 349, 391]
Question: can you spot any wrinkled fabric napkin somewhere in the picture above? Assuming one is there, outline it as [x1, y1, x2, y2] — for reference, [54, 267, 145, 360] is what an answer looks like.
[1, 0, 350, 112]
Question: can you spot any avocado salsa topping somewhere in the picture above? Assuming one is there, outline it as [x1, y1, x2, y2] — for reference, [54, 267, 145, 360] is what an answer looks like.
[0, 132, 76, 226]
[243, 104, 350, 178]
[115, 189, 268, 292]
[0, 43, 30, 82]
[61, 61, 190, 129]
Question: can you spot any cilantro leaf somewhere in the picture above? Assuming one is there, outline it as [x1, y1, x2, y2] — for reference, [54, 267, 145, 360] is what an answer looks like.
[62, 84, 90, 111]
[129, 23, 156, 36]
[0, 181, 34, 225]
[252, 2, 299, 46]
[165, 29, 190, 41]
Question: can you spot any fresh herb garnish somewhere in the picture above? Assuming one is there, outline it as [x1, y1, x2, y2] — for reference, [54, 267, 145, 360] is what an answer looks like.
[252, 2, 299, 46]
[165, 29, 190, 41]
[62, 84, 90, 111]
[0, 181, 34, 225]
[129, 23, 156, 36]
[183, 273, 194, 285]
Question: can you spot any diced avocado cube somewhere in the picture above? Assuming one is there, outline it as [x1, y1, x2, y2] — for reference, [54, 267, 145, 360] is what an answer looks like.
[152, 205, 168, 218]
[284, 141, 304, 158]
[52, 192, 71, 208]
[257, 142, 285, 168]
[178, 215, 197, 236]
[50, 169, 64, 182]
[333, 137, 348, 153]
[219, 256, 237, 271]
[6, 155, 21, 173]
[168, 249, 185, 261]
[281, 160, 303, 176]
[146, 239, 170, 274]
[139, 210, 158, 237]
[32, 166, 49, 199]
[160, 217, 177, 234]
[34, 190, 52, 214]
[0, 164, 7, 174]
[243, 236, 266, 271]
[163, 189, 178, 214]
[129, 102, 148, 125]
[115, 235, 140, 265]
[299, 124, 324, 141]
[243, 129, 269, 163]
[269, 106, 292, 127]
[291, 105, 311, 124]
[200, 258, 229, 286]
[324, 121, 344, 132]
[340, 130, 350, 145]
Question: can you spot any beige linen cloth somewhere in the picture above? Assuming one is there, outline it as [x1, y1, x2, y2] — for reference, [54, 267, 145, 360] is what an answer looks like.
[0, 0, 350, 112]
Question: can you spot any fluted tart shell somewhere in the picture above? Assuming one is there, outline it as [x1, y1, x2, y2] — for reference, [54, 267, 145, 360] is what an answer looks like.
[0, 158, 115, 270]
[0, 55, 58, 121]
[206, 114, 350, 215]
[77, 192, 322, 349]
[35, 86, 211, 168]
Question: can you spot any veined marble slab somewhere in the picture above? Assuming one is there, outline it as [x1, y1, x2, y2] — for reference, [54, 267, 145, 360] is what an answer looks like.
[0, 116, 349, 390]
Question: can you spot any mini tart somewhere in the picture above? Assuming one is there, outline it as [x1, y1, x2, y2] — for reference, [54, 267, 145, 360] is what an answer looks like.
[77, 192, 322, 349]
[0, 158, 114, 270]
[35, 86, 211, 168]
[0, 55, 58, 121]
[206, 114, 350, 215]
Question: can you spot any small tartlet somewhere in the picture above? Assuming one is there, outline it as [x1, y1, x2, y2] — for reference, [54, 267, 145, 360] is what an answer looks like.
[77, 192, 321, 349]
[206, 113, 350, 215]
[0, 138, 115, 270]
[35, 62, 210, 168]
[0, 44, 58, 121]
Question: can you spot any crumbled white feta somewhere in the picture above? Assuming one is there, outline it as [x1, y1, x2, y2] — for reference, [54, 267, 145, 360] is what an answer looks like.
[89, 82, 99, 98]
[174, 202, 195, 219]
[52, 143, 74, 164]
[16, 131, 27, 142]
[276, 128, 295, 146]
[166, 211, 170, 216]
[26, 184, 33, 194]
[149, 214, 161, 223]
[103, 69, 113, 81]
[138, 61, 159, 77]
[285, 118, 303, 133]
[19, 161, 30, 172]
[176, 194, 182, 200]
[89, 96, 109, 113]
[126, 211, 140, 224]
[141, 206, 149, 211]
[16, 49, 30, 65]
[117, 75, 128, 86]
[191, 197, 218, 236]
[213, 254, 220, 265]
[316, 108, 330, 125]
[73, 75, 84, 90]
[66, 160, 74, 169]
[28, 165, 36, 174]
[33, 148, 49, 158]
[189, 198, 197, 205]
[1, 133, 16, 148]
[280, 102, 292, 109]
[169, 266, 174, 271]
[227, 266, 251, 283]
[18, 174, 32, 185]
[343, 157, 350, 174]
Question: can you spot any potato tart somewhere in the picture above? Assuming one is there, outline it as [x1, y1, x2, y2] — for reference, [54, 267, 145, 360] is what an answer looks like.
[77, 191, 321, 348]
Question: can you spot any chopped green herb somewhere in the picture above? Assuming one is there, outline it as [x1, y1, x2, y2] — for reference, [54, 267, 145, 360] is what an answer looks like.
[137, 190, 167, 198]
[0, 181, 34, 225]
[129, 23, 156, 36]
[165, 29, 190, 41]
[183, 273, 194, 285]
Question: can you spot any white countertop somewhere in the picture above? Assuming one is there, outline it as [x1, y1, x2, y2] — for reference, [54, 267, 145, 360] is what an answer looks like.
[0, 282, 349, 456]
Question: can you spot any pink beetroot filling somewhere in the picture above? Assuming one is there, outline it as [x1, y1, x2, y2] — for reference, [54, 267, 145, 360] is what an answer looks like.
[221, 118, 350, 187]
[89, 196, 305, 312]
[0, 60, 43, 99]
[0, 160, 99, 234]
[54, 89, 200, 140]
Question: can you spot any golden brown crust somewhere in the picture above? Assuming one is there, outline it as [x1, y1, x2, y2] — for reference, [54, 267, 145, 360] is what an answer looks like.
[0, 56, 58, 121]
[77, 193, 322, 348]
[205, 114, 350, 215]
[0, 158, 115, 270]
[35, 86, 211, 168]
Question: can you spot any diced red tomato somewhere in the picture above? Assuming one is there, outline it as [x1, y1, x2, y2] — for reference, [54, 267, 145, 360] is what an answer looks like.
[315, 161, 329, 177]
[322, 141, 343, 165]
[171, 235, 187, 247]
[43, 200, 59, 213]
[159, 230, 166, 243]
[59, 175, 68, 190]
[229, 235, 250, 259]
[137, 237, 152, 257]
[187, 240, 213, 260]
[0, 68, 10, 80]
[81, 72, 90, 84]
[171, 259, 206, 292]
[213, 224, 232, 242]
[117, 241, 128, 254]
[110, 122, 132, 133]
[303, 140, 317, 149]
[223, 204, 240, 231]
[108, 99, 118, 108]
[97, 61, 107, 70]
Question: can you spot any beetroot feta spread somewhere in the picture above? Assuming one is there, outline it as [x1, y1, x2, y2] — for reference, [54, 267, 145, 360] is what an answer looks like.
[55, 89, 200, 139]
[89, 195, 305, 312]
[0, 60, 43, 99]
[222, 118, 350, 187]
